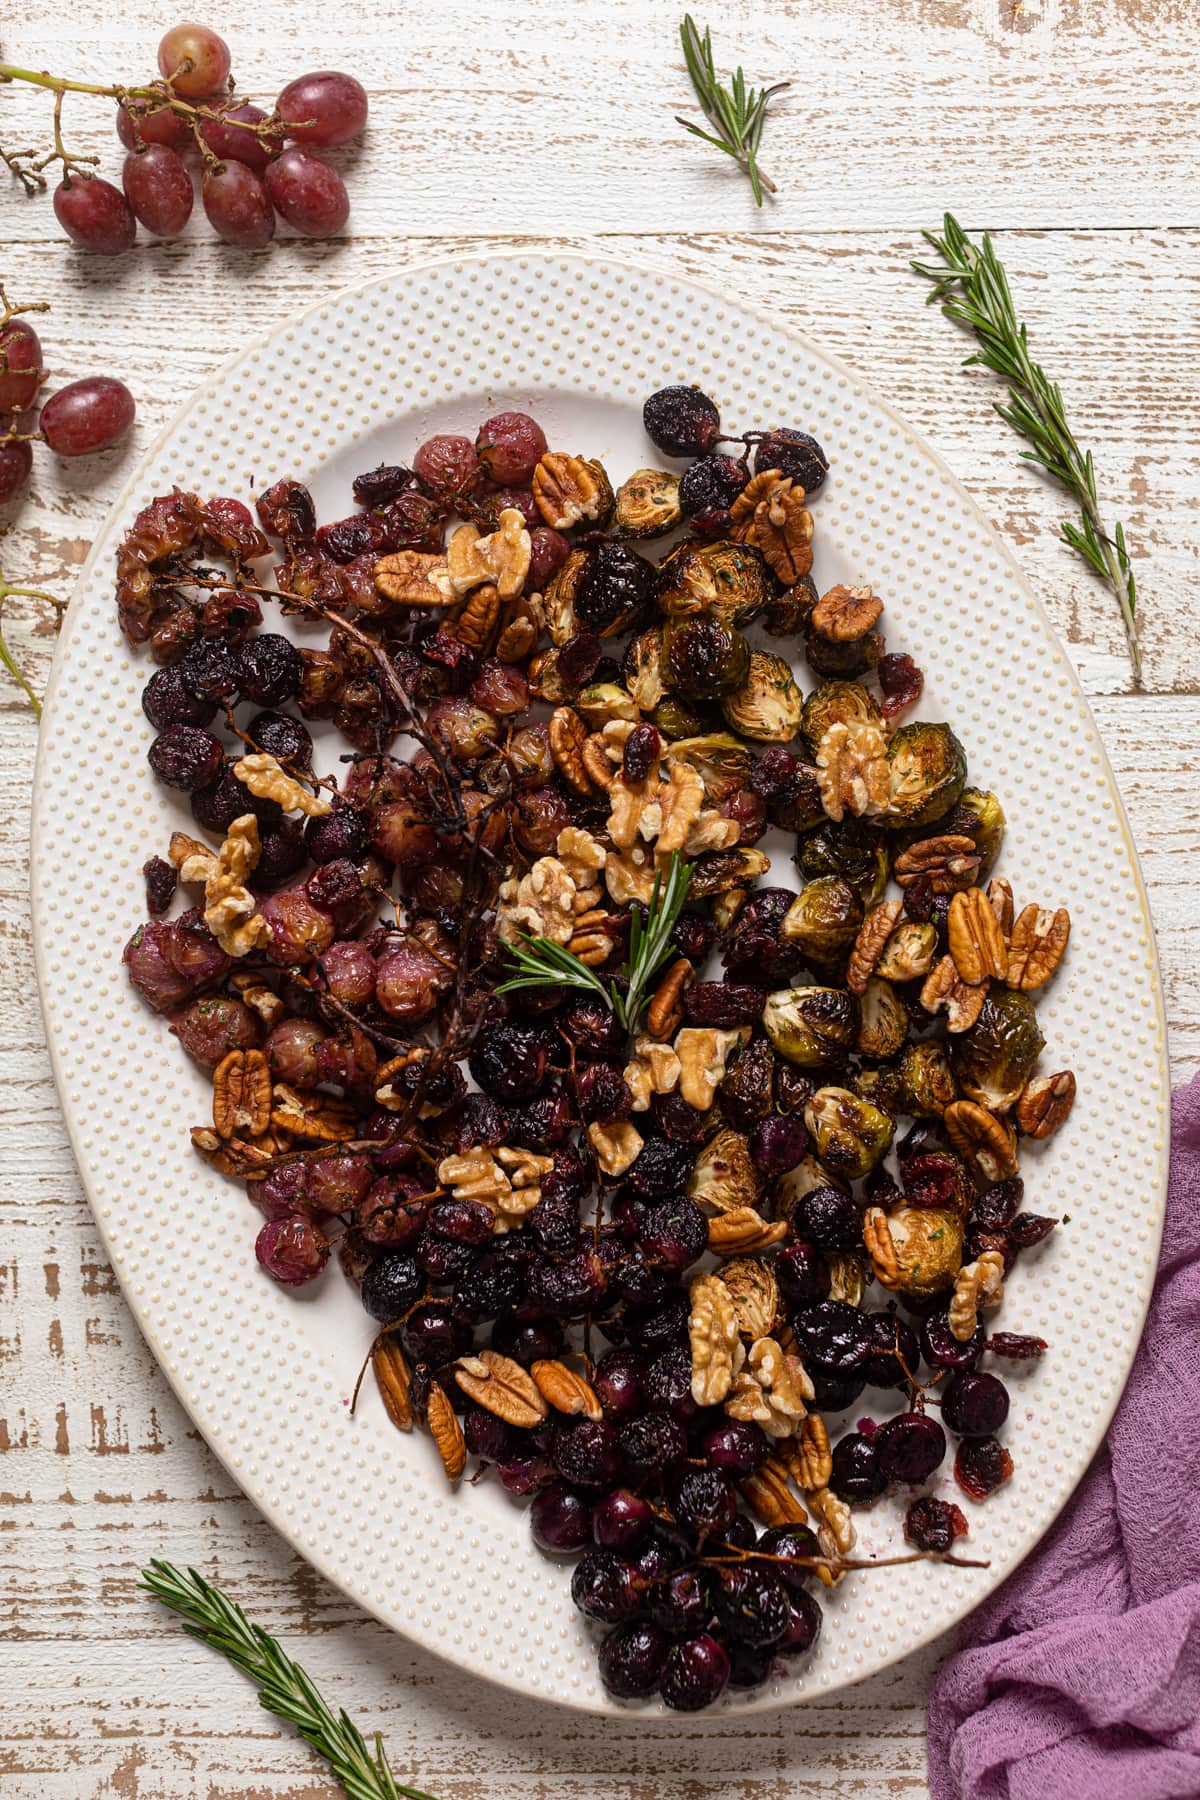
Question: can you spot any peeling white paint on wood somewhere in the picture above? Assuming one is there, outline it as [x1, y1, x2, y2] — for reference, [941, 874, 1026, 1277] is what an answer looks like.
[1, 0, 1197, 1791]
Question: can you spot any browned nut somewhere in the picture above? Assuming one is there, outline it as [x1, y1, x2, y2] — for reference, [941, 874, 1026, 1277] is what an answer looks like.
[374, 550, 455, 606]
[1007, 904, 1071, 991]
[810, 584, 883, 643]
[450, 580, 501, 652]
[740, 1456, 809, 1527]
[988, 875, 1015, 942]
[707, 1207, 789, 1255]
[270, 1084, 358, 1142]
[730, 469, 786, 527]
[190, 1124, 277, 1180]
[532, 452, 609, 531]
[212, 1048, 272, 1140]
[920, 955, 987, 1033]
[742, 479, 814, 585]
[895, 835, 983, 895]
[530, 1359, 603, 1421]
[847, 898, 903, 994]
[426, 1383, 466, 1482]
[548, 705, 593, 795]
[372, 1332, 413, 1432]
[454, 1350, 548, 1428]
[948, 887, 1008, 986]
[581, 733, 617, 792]
[1016, 1070, 1077, 1139]
[567, 908, 615, 967]
[945, 1099, 1020, 1185]
[862, 1206, 901, 1288]
[645, 957, 694, 1040]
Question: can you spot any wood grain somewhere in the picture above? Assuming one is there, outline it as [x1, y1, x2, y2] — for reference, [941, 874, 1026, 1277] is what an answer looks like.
[2, 0, 1198, 1791]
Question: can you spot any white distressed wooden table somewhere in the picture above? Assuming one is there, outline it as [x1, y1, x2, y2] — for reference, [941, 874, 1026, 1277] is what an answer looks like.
[2, 1, 1197, 1792]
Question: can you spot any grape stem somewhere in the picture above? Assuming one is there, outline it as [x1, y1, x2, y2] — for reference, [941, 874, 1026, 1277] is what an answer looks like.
[0, 536, 67, 719]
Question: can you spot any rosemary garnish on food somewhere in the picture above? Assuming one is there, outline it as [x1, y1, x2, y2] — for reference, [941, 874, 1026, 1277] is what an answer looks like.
[912, 213, 1141, 678]
[141, 1561, 441, 1800]
[498, 850, 693, 1034]
[675, 15, 789, 205]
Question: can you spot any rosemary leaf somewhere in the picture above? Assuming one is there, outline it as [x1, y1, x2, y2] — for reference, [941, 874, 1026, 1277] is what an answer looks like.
[912, 213, 1141, 677]
[142, 1561, 440, 1800]
[676, 15, 789, 206]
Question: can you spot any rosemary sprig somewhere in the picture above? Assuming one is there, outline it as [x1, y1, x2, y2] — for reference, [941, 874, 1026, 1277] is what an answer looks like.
[141, 1561, 441, 1800]
[912, 212, 1141, 678]
[497, 851, 693, 1034]
[675, 15, 789, 205]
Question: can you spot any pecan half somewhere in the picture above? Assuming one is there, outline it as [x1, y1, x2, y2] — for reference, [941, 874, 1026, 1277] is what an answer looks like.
[848, 899, 903, 995]
[988, 875, 1015, 942]
[740, 1455, 809, 1527]
[689, 1273, 743, 1406]
[426, 1383, 466, 1482]
[920, 955, 987, 1033]
[566, 910, 614, 966]
[894, 835, 982, 895]
[372, 1332, 413, 1432]
[530, 1359, 603, 1421]
[810, 583, 883, 643]
[729, 469, 786, 527]
[270, 1084, 357, 1142]
[645, 957, 694, 1040]
[1007, 904, 1071, 991]
[809, 1484, 855, 1558]
[862, 1206, 901, 1289]
[190, 1125, 277, 1179]
[548, 705, 593, 795]
[454, 1350, 548, 1428]
[532, 452, 608, 531]
[374, 549, 456, 606]
[948, 887, 1008, 986]
[707, 1207, 789, 1255]
[1016, 1070, 1076, 1140]
[212, 1048, 272, 1139]
[791, 1414, 833, 1491]
[945, 1100, 1020, 1185]
[451, 580, 501, 652]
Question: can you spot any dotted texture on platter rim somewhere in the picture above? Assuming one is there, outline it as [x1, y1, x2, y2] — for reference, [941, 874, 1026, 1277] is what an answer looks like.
[30, 252, 1169, 1715]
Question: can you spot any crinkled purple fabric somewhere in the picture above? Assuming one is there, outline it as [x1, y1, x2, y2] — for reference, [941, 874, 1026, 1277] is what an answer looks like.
[928, 1074, 1200, 1800]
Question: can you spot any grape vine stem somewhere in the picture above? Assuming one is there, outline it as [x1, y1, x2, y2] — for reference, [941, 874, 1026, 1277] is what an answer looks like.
[0, 541, 66, 719]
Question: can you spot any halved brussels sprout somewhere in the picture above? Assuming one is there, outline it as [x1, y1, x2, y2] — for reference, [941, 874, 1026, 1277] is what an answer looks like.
[664, 614, 751, 701]
[764, 572, 818, 639]
[721, 650, 805, 743]
[575, 680, 641, 728]
[795, 823, 890, 909]
[614, 468, 682, 539]
[622, 626, 666, 712]
[805, 1086, 894, 1180]
[800, 679, 882, 754]
[689, 847, 771, 897]
[877, 921, 938, 984]
[885, 721, 968, 828]
[951, 989, 1045, 1115]
[544, 548, 587, 645]
[583, 457, 616, 529]
[687, 1127, 764, 1212]
[883, 1205, 964, 1301]
[943, 786, 1007, 878]
[852, 1062, 904, 1116]
[898, 1040, 957, 1118]
[804, 626, 884, 681]
[650, 696, 708, 741]
[763, 984, 860, 1068]
[856, 977, 909, 1060]
[776, 1153, 849, 1212]
[662, 732, 751, 800]
[779, 876, 864, 965]
[657, 540, 770, 628]
[712, 887, 748, 932]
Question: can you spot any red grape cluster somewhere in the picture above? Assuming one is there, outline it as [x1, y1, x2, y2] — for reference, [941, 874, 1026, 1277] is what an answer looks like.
[0, 295, 136, 504]
[49, 23, 366, 253]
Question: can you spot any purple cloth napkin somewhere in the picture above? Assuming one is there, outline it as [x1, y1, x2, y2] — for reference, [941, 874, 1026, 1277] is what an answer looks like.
[927, 1073, 1200, 1799]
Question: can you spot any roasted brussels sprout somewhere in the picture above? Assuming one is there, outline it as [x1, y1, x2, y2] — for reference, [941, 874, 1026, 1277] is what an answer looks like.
[687, 1127, 764, 1212]
[804, 1086, 894, 1180]
[622, 626, 666, 712]
[943, 787, 1007, 878]
[657, 539, 770, 628]
[883, 1205, 965, 1301]
[779, 877, 864, 966]
[877, 921, 938, 984]
[544, 547, 587, 645]
[852, 1062, 904, 1116]
[613, 468, 682, 539]
[776, 1152, 849, 1212]
[804, 626, 884, 681]
[795, 823, 890, 910]
[662, 733, 751, 801]
[951, 990, 1045, 1115]
[856, 977, 909, 1060]
[763, 984, 860, 1069]
[664, 615, 751, 701]
[763, 572, 817, 639]
[721, 650, 805, 744]
[574, 680, 641, 728]
[800, 680, 882, 755]
[885, 721, 968, 828]
[650, 696, 708, 741]
[689, 847, 771, 897]
[898, 1040, 956, 1118]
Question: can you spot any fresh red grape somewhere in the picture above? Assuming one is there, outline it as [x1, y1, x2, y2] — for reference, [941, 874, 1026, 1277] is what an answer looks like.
[276, 70, 368, 147]
[0, 319, 43, 415]
[53, 177, 137, 255]
[202, 162, 276, 248]
[264, 147, 349, 237]
[122, 145, 194, 236]
[40, 378, 136, 456]
[157, 22, 232, 97]
[0, 438, 33, 506]
[115, 100, 190, 151]
[199, 102, 271, 172]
